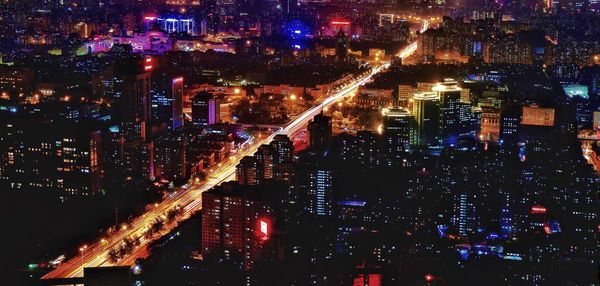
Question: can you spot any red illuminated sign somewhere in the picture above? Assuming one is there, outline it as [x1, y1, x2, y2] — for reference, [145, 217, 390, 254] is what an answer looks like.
[257, 218, 270, 240]
[173, 77, 183, 83]
[260, 220, 268, 236]
[144, 57, 153, 71]
[530, 205, 547, 214]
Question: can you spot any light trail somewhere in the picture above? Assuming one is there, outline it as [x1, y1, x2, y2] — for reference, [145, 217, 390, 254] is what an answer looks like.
[42, 19, 424, 278]
[42, 63, 389, 280]
[396, 19, 428, 59]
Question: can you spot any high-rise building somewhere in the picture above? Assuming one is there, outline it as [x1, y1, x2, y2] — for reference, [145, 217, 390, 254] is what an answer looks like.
[500, 103, 522, 143]
[154, 132, 187, 181]
[152, 76, 184, 130]
[139, 141, 155, 179]
[307, 113, 332, 150]
[201, 182, 273, 270]
[411, 92, 440, 147]
[270, 134, 294, 164]
[0, 120, 102, 196]
[433, 79, 463, 145]
[192, 92, 219, 127]
[112, 58, 152, 139]
[383, 108, 414, 149]
[236, 156, 260, 186]
[480, 107, 501, 141]
[356, 131, 379, 167]
[255, 145, 274, 180]
[304, 167, 333, 217]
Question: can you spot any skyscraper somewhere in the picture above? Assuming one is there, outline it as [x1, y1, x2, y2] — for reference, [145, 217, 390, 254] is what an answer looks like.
[201, 182, 272, 269]
[433, 79, 463, 145]
[154, 131, 187, 181]
[192, 92, 219, 127]
[270, 134, 294, 164]
[171, 77, 184, 130]
[152, 76, 184, 130]
[411, 92, 440, 147]
[112, 58, 152, 140]
[307, 113, 332, 150]
[236, 156, 260, 186]
[383, 108, 414, 150]
[304, 167, 333, 217]
[255, 145, 274, 180]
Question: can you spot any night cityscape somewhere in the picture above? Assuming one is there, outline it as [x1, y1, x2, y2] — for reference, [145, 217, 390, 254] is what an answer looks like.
[0, 0, 599, 285]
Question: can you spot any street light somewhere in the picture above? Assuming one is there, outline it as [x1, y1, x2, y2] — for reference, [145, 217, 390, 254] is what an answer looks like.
[79, 245, 88, 268]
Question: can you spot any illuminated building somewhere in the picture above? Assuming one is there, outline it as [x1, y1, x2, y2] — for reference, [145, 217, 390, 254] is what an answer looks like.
[270, 134, 294, 165]
[562, 84, 589, 99]
[304, 167, 333, 217]
[154, 131, 187, 181]
[433, 79, 464, 144]
[307, 113, 332, 150]
[382, 108, 414, 151]
[483, 39, 533, 65]
[411, 92, 440, 147]
[154, 15, 197, 36]
[500, 103, 522, 143]
[152, 76, 184, 130]
[192, 92, 219, 127]
[355, 88, 395, 108]
[171, 77, 184, 130]
[174, 40, 235, 53]
[593, 111, 600, 131]
[111, 58, 152, 140]
[397, 82, 435, 105]
[139, 141, 155, 179]
[0, 66, 34, 93]
[521, 106, 555, 127]
[255, 145, 274, 180]
[480, 107, 501, 141]
[0, 120, 102, 196]
[201, 182, 272, 270]
[85, 31, 172, 54]
[330, 19, 351, 35]
[356, 131, 379, 167]
[236, 156, 260, 186]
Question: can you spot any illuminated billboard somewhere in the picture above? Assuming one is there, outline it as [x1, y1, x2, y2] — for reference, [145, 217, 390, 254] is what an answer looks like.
[521, 106, 554, 127]
[562, 84, 589, 99]
[257, 218, 270, 240]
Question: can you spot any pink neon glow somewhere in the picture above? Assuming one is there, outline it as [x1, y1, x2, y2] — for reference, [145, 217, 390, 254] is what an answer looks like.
[331, 21, 350, 25]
